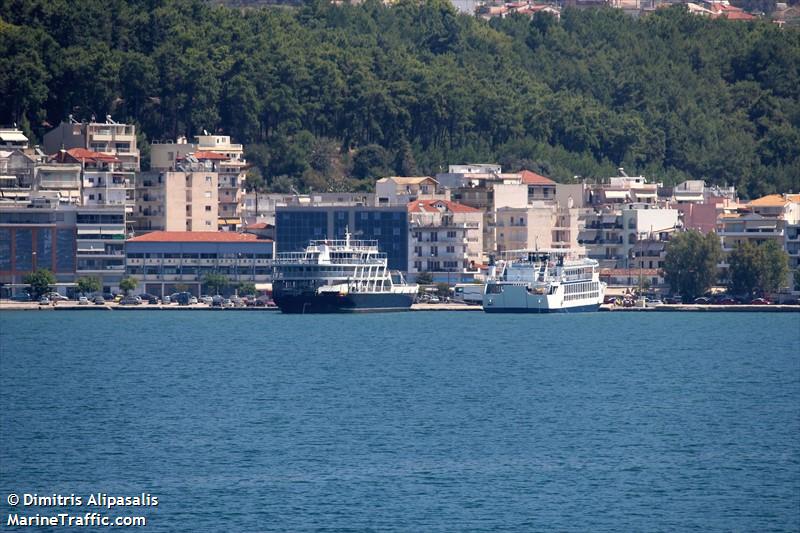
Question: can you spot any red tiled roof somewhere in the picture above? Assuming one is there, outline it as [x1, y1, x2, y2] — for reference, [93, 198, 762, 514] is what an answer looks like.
[192, 151, 229, 160]
[244, 223, 272, 230]
[56, 147, 121, 164]
[408, 199, 480, 214]
[723, 10, 756, 19]
[127, 231, 271, 243]
[519, 170, 556, 185]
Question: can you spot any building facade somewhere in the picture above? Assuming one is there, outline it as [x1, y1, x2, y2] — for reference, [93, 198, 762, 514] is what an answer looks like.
[124, 231, 273, 297]
[408, 199, 483, 282]
[44, 117, 139, 172]
[0, 199, 76, 295]
[275, 205, 409, 271]
[133, 165, 219, 233]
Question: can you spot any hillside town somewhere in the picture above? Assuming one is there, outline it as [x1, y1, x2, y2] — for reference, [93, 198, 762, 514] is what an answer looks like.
[0, 120, 797, 300]
[463, 0, 799, 25]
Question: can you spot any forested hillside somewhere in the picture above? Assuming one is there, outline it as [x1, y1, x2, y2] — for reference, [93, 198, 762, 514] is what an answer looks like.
[1, 0, 798, 197]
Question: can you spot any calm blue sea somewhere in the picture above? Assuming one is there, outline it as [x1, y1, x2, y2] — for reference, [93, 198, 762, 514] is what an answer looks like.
[1, 311, 798, 532]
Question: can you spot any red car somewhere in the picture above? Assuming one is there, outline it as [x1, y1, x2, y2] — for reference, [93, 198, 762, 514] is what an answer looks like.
[750, 298, 771, 305]
[715, 297, 739, 305]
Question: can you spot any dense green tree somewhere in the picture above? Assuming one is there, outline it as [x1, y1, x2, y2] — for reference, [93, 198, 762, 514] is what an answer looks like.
[23, 269, 56, 299]
[757, 239, 790, 294]
[76, 276, 101, 296]
[2, 1, 798, 195]
[119, 277, 138, 295]
[729, 240, 791, 296]
[415, 272, 433, 285]
[202, 273, 229, 295]
[352, 144, 391, 180]
[663, 230, 722, 302]
[237, 282, 257, 296]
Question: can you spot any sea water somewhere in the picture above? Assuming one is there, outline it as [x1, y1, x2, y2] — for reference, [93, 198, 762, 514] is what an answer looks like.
[1, 311, 798, 531]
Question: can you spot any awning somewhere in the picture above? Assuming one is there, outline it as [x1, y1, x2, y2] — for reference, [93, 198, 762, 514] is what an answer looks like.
[255, 283, 272, 291]
[0, 132, 28, 142]
[635, 192, 657, 198]
[604, 191, 630, 199]
[675, 194, 704, 202]
[219, 218, 241, 225]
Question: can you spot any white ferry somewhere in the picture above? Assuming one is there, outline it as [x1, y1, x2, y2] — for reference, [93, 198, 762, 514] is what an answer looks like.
[272, 231, 418, 313]
[483, 250, 606, 313]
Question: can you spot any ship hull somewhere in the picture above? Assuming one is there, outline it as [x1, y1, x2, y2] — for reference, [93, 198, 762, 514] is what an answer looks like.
[274, 291, 415, 314]
[483, 303, 600, 313]
[482, 283, 605, 313]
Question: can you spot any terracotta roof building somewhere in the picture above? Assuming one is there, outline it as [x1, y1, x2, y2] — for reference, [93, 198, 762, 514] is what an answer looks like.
[125, 231, 274, 297]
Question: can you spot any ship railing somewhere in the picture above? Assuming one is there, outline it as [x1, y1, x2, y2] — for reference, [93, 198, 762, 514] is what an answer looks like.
[308, 239, 379, 249]
[273, 256, 387, 265]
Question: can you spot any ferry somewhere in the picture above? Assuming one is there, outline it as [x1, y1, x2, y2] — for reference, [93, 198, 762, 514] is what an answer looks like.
[483, 250, 606, 313]
[272, 232, 418, 313]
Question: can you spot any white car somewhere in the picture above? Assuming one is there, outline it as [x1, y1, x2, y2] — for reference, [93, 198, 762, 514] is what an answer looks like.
[189, 297, 198, 305]
[78, 296, 89, 305]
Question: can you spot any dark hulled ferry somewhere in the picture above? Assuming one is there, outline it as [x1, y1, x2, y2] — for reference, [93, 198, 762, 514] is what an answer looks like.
[272, 232, 418, 313]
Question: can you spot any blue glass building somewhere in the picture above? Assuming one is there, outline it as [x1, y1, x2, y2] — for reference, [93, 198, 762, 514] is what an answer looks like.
[275, 206, 409, 272]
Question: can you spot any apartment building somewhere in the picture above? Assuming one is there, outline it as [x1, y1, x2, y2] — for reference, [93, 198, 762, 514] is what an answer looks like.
[74, 207, 127, 292]
[48, 148, 135, 212]
[439, 165, 528, 255]
[150, 134, 247, 230]
[34, 162, 82, 204]
[375, 177, 445, 205]
[44, 116, 139, 171]
[0, 197, 127, 294]
[717, 194, 800, 285]
[133, 162, 219, 233]
[0, 149, 37, 200]
[408, 199, 483, 282]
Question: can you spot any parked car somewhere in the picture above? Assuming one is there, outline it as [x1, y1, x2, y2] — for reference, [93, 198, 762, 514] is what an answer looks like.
[162, 295, 171, 304]
[47, 292, 69, 301]
[211, 295, 224, 307]
[694, 297, 711, 304]
[93, 296, 106, 305]
[10, 293, 32, 302]
[189, 296, 198, 305]
[78, 296, 89, 305]
[221, 298, 234, 308]
[750, 297, 771, 305]
[663, 296, 682, 304]
[200, 296, 213, 305]
[148, 296, 159, 304]
[428, 295, 440, 303]
[715, 297, 739, 305]
[38, 296, 50, 305]
[113, 294, 124, 303]
[603, 295, 617, 304]
[120, 296, 142, 305]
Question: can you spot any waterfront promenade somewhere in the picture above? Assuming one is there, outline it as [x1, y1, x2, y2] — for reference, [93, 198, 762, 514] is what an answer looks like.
[2, 301, 798, 312]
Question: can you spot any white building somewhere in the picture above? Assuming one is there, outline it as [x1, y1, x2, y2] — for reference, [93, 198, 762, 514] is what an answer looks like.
[408, 199, 483, 282]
